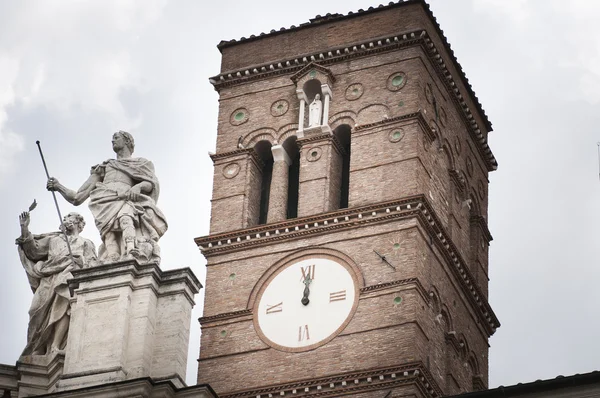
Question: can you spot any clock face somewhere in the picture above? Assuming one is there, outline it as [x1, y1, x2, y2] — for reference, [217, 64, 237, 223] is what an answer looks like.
[255, 256, 358, 352]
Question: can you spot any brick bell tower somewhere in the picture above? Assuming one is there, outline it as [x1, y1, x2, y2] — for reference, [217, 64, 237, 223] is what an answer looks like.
[195, 1, 499, 397]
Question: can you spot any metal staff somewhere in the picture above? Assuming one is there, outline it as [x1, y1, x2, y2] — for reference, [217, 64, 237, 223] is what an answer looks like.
[35, 140, 75, 261]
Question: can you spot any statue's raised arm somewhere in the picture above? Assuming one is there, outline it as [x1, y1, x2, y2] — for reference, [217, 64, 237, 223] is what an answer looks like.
[16, 210, 97, 356]
[46, 131, 167, 264]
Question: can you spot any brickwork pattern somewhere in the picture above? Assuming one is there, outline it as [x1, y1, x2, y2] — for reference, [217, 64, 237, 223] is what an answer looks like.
[199, 1, 496, 396]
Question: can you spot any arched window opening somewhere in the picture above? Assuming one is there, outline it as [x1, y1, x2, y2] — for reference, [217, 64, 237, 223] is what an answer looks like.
[283, 137, 300, 219]
[254, 140, 273, 225]
[334, 124, 351, 209]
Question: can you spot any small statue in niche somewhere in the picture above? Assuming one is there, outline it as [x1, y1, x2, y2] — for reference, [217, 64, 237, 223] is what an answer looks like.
[16, 211, 97, 356]
[308, 94, 323, 128]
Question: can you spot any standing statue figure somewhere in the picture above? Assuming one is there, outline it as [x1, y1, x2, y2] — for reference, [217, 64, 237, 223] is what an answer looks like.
[47, 131, 168, 264]
[16, 211, 97, 356]
[308, 94, 323, 128]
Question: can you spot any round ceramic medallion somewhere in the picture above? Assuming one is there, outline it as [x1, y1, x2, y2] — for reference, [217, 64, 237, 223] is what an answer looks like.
[345, 83, 364, 101]
[440, 106, 447, 127]
[425, 83, 434, 104]
[223, 163, 240, 179]
[454, 136, 462, 155]
[230, 108, 249, 126]
[254, 255, 359, 352]
[466, 157, 474, 177]
[389, 128, 405, 143]
[478, 180, 486, 200]
[387, 72, 407, 91]
[306, 147, 322, 162]
[271, 100, 289, 117]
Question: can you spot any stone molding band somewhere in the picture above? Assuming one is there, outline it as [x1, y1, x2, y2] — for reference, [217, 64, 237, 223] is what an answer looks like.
[210, 28, 496, 171]
[195, 194, 500, 335]
[220, 362, 442, 398]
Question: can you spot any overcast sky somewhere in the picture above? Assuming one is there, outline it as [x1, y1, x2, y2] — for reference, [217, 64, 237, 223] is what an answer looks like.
[1, 0, 600, 390]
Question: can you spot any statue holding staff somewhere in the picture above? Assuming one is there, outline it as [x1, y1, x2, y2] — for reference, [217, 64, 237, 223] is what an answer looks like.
[46, 131, 168, 263]
[16, 211, 97, 356]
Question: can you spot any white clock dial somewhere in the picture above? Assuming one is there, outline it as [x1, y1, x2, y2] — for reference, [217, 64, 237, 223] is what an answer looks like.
[255, 256, 358, 351]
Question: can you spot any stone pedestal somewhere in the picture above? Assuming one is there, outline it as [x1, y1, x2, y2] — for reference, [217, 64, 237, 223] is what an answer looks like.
[55, 259, 202, 392]
[16, 353, 64, 397]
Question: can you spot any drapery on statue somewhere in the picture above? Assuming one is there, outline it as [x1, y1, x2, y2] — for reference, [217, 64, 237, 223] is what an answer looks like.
[46, 131, 168, 264]
[16, 211, 97, 356]
[308, 94, 323, 127]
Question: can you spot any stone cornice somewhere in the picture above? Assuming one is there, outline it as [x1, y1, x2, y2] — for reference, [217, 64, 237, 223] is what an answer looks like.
[354, 111, 435, 142]
[210, 28, 496, 170]
[215, 1, 491, 128]
[210, 148, 265, 170]
[199, 309, 252, 326]
[220, 362, 442, 398]
[69, 260, 202, 306]
[360, 277, 429, 304]
[194, 195, 500, 335]
[297, 133, 346, 156]
[470, 215, 493, 243]
[449, 169, 467, 194]
[291, 62, 336, 84]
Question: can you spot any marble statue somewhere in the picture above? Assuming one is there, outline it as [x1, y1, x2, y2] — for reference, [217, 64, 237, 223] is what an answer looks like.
[46, 131, 167, 264]
[16, 211, 97, 356]
[308, 94, 322, 127]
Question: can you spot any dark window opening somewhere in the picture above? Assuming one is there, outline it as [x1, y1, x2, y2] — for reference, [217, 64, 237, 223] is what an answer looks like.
[334, 125, 351, 209]
[283, 137, 300, 219]
[254, 140, 273, 225]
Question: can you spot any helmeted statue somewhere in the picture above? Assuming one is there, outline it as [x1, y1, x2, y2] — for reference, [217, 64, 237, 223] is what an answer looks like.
[47, 131, 167, 264]
[16, 211, 97, 356]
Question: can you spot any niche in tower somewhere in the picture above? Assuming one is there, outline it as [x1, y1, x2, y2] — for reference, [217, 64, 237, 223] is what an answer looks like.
[283, 137, 300, 219]
[291, 63, 335, 136]
[254, 140, 274, 225]
[333, 124, 351, 209]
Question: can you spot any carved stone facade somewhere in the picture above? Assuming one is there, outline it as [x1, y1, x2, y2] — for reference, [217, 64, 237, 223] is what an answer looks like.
[197, 1, 498, 397]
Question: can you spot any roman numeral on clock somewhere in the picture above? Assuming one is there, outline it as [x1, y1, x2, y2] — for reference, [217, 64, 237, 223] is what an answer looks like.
[265, 302, 283, 314]
[300, 264, 315, 281]
[298, 325, 310, 342]
[329, 290, 347, 302]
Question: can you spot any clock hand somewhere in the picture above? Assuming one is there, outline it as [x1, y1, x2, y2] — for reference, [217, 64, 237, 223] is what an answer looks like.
[301, 275, 311, 306]
[373, 249, 396, 270]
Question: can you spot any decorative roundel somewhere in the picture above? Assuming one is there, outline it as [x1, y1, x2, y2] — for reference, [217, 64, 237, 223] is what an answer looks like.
[454, 136, 462, 155]
[425, 83, 434, 104]
[480, 236, 486, 249]
[478, 180, 486, 200]
[466, 157, 474, 177]
[387, 72, 407, 91]
[389, 128, 405, 143]
[439, 106, 448, 127]
[223, 163, 241, 179]
[270, 100, 289, 117]
[306, 147, 322, 162]
[230, 108, 249, 126]
[309, 70, 317, 78]
[455, 191, 461, 204]
[345, 83, 364, 101]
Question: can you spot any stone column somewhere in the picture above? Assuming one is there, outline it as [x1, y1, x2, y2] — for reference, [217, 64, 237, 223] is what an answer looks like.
[296, 89, 307, 136]
[321, 85, 332, 129]
[267, 145, 292, 223]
